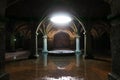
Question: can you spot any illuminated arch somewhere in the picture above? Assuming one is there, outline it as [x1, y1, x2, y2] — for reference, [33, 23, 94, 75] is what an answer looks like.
[35, 15, 87, 57]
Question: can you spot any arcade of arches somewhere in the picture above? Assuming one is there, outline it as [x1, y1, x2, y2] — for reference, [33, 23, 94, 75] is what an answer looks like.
[0, 0, 120, 80]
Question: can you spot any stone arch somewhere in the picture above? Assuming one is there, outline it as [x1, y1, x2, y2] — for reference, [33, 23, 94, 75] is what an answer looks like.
[90, 21, 111, 52]
[35, 14, 87, 57]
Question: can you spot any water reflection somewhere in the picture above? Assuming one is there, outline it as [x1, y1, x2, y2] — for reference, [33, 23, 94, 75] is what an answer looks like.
[57, 66, 66, 70]
[42, 76, 84, 80]
[34, 55, 84, 80]
[48, 50, 74, 54]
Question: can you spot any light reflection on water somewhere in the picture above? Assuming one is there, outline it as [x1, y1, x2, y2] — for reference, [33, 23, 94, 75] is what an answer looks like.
[48, 50, 74, 54]
[42, 76, 84, 80]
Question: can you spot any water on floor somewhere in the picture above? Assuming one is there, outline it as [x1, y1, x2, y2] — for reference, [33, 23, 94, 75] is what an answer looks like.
[5, 55, 111, 80]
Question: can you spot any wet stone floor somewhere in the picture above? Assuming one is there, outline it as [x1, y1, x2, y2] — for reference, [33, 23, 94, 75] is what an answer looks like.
[5, 55, 111, 80]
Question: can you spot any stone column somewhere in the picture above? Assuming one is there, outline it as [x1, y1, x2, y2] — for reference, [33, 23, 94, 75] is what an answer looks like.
[42, 35, 48, 66]
[35, 33, 39, 57]
[75, 34, 81, 67]
[0, 22, 9, 80]
[0, 23, 9, 80]
[0, 0, 9, 80]
[75, 34, 80, 52]
[83, 32, 87, 57]
[108, 0, 120, 79]
[43, 35, 48, 52]
[85, 27, 93, 59]
[108, 18, 120, 80]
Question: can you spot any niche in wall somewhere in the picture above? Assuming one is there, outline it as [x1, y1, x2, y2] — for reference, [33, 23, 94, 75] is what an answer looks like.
[53, 31, 70, 49]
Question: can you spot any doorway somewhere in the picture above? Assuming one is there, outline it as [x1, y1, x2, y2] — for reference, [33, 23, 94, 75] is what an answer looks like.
[53, 32, 70, 49]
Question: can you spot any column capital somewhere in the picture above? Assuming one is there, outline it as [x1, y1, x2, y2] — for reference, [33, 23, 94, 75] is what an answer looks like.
[36, 32, 38, 35]
[43, 35, 47, 38]
[75, 34, 80, 38]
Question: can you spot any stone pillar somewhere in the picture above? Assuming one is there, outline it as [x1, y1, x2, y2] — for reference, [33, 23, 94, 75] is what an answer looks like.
[0, 24, 4, 67]
[84, 24, 93, 59]
[107, 0, 120, 79]
[108, 19, 120, 80]
[43, 35, 48, 52]
[84, 33, 87, 57]
[0, 22, 9, 80]
[42, 35, 48, 66]
[75, 34, 81, 67]
[35, 33, 39, 57]
[75, 34, 80, 52]
[0, 0, 9, 80]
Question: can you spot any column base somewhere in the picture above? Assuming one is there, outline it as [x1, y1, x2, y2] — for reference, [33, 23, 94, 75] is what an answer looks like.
[34, 54, 39, 58]
[42, 51, 48, 54]
[42, 50, 48, 52]
[75, 50, 81, 55]
[75, 50, 80, 52]
[108, 73, 120, 80]
[0, 72, 9, 80]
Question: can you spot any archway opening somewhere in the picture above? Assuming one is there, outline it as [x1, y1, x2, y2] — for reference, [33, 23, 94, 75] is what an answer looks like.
[53, 32, 71, 50]
[35, 13, 86, 57]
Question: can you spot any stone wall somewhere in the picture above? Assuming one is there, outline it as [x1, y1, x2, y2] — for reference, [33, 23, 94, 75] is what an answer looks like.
[109, 18, 120, 80]
[108, 0, 120, 79]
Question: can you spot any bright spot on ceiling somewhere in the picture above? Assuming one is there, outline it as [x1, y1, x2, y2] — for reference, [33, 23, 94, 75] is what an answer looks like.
[50, 13, 72, 25]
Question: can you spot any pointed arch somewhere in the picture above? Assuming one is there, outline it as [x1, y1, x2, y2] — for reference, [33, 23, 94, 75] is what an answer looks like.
[35, 14, 87, 57]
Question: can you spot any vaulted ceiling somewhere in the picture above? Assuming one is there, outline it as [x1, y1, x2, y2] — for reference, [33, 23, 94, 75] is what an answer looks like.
[6, 0, 111, 19]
